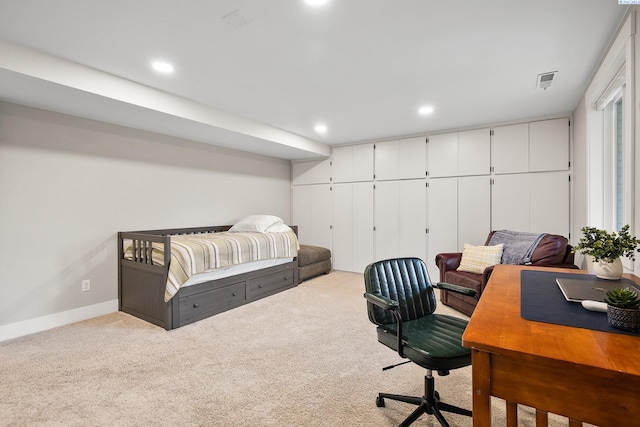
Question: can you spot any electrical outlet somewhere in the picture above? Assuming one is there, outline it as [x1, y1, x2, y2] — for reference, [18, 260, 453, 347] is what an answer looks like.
[82, 279, 91, 292]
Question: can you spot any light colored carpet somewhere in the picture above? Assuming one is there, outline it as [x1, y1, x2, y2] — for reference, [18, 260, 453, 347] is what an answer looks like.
[1, 271, 570, 426]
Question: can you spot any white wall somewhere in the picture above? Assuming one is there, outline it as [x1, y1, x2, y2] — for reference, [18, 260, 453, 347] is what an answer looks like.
[0, 102, 292, 337]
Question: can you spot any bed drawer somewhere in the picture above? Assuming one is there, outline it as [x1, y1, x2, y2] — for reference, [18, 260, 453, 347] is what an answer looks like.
[249, 268, 295, 299]
[179, 281, 247, 323]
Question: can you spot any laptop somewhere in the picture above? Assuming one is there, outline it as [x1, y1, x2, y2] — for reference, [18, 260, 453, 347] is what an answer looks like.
[556, 276, 640, 302]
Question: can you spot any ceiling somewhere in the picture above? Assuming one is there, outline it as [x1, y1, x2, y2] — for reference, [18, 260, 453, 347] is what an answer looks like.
[0, 1, 629, 160]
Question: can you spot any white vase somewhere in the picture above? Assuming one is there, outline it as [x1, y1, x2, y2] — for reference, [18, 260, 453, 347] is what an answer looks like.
[593, 257, 623, 280]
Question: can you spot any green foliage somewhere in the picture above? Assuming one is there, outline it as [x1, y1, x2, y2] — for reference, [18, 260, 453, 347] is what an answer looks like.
[604, 287, 640, 310]
[573, 225, 640, 262]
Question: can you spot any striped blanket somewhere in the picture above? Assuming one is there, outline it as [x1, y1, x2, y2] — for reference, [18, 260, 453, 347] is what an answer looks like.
[126, 230, 298, 301]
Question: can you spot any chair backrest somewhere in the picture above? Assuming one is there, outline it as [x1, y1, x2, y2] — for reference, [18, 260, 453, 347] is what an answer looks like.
[364, 258, 437, 326]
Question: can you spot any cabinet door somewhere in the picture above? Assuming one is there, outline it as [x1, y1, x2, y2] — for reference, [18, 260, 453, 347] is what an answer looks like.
[375, 137, 426, 181]
[292, 159, 331, 185]
[492, 123, 529, 174]
[427, 178, 458, 280]
[428, 133, 458, 177]
[292, 184, 332, 248]
[458, 128, 491, 176]
[332, 144, 374, 183]
[491, 174, 530, 232]
[374, 180, 426, 262]
[529, 118, 569, 172]
[529, 171, 570, 236]
[458, 176, 491, 248]
[332, 182, 374, 273]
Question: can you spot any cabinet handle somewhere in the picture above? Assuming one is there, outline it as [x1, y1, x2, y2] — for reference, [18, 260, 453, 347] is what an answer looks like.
[284, 276, 288, 280]
[193, 303, 199, 308]
[258, 284, 263, 288]
[232, 292, 237, 297]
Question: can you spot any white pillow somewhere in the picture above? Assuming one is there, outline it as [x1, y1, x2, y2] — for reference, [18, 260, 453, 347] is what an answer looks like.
[265, 222, 292, 233]
[457, 243, 504, 274]
[229, 215, 285, 233]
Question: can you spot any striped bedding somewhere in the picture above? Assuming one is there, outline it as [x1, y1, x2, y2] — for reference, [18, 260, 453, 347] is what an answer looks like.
[126, 230, 298, 301]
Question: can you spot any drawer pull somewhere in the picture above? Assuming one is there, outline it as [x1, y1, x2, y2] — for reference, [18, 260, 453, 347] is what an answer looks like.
[193, 303, 199, 308]
[232, 292, 237, 297]
[284, 276, 288, 280]
[259, 284, 263, 288]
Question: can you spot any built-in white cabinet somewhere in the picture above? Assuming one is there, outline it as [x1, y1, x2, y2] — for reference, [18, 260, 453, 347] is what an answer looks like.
[332, 182, 374, 273]
[292, 184, 332, 249]
[428, 128, 491, 177]
[374, 136, 426, 180]
[292, 159, 331, 185]
[332, 144, 374, 183]
[374, 180, 427, 262]
[291, 117, 571, 276]
[491, 171, 570, 237]
[491, 118, 569, 174]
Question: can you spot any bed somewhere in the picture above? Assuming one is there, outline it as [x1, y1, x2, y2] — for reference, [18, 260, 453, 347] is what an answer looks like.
[118, 217, 299, 330]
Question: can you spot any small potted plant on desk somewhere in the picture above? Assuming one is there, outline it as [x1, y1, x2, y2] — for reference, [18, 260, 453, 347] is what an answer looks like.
[573, 224, 640, 280]
[605, 287, 640, 331]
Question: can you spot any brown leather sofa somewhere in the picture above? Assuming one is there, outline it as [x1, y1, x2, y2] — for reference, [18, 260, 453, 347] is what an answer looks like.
[435, 232, 577, 316]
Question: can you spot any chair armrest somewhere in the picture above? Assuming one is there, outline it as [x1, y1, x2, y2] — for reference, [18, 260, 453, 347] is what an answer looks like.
[435, 253, 463, 281]
[435, 282, 477, 298]
[363, 292, 405, 358]
[364, 292, 399, 311]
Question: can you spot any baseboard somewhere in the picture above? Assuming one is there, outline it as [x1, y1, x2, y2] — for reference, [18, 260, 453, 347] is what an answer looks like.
[0, 299, 119, 343]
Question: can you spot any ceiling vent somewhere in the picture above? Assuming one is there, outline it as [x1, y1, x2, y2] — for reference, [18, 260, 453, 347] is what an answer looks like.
[536, 71, 558, 91]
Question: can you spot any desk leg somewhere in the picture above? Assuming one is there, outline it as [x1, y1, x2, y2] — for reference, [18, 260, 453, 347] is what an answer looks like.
[471, 349, 491, 427]
[506, 401, 518, 427]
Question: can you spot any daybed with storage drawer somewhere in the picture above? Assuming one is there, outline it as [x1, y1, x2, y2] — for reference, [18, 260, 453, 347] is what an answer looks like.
[118, 221, 299, 330]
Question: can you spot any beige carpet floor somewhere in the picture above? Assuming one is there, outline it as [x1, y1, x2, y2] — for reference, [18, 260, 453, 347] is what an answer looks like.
[1, 270, 572, 426]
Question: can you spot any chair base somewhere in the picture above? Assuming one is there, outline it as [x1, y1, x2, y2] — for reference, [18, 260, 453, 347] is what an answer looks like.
[376, 372, 472, 427]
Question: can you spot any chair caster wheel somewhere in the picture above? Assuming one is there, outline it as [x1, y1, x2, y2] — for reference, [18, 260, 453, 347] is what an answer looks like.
[435, 391, 440, 400]
[376, 396, 385, 407]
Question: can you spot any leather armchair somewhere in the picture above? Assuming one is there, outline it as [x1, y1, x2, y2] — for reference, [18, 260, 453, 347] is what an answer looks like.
[435, 232, 578, 316]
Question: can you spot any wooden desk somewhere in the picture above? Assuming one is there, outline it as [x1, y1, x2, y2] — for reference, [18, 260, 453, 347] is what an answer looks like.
[462, 265, 640, 427]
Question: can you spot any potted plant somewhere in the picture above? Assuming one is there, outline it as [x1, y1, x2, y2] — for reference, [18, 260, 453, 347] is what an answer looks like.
[573, 224, 640, 280]
[604, 287, 640, 331]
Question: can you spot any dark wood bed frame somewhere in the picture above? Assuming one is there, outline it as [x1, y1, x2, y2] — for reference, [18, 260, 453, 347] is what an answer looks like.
[117, 225, 299, 330]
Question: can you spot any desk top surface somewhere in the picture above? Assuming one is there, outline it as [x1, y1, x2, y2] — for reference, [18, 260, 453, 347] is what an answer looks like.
[462, 265, 640, 377]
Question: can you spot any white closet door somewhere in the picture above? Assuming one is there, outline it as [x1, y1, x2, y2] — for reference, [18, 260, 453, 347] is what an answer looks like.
[292, 184, 332, 248]
[331, 183, 353, 271]
[492, 123, 529, 174]
[332, 182, 374, 273]
[352, 182, 375, 273]
[458, 128, 491, 176]
[491, 174, 530, 232]
[374, 180, 426, 262]
[399, 136, 427, 179]
[374, 140, 399, 181]
[529, 172, 570, 236]
[529, 118, 569, 172]
[398, 179, 427, 261]
[458, 176, 491, 248]
[427, 178, 458, 280]
[332, 144, 374, 183]
[428, 133, 458, 177]
[374, 181, 401, 261]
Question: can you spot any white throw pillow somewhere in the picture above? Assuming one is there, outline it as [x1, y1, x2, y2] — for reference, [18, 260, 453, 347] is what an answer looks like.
[457, 243, 504, 274]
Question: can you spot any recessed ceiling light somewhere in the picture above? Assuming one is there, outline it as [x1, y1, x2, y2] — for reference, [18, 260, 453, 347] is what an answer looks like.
[418, 106, 434, 115]
[151, 61, 175, 74]
[314, 124, 328, 134]
[305, 0, 329, 6]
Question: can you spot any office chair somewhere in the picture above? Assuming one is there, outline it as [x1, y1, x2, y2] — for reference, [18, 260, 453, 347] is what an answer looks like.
[363, 257, 476, 427]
